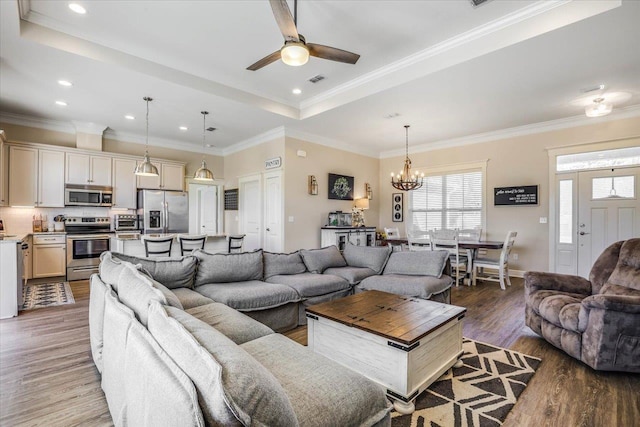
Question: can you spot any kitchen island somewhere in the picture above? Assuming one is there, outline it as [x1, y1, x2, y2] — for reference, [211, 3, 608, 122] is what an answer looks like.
[112, 233, 228, 257]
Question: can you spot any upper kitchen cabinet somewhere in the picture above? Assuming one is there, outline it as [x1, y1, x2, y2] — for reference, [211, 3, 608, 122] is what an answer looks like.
[112, 157, 137, 209]
[9, 146, 64, 207]
[137, 161, 184, 191]
[0, 132, 8, 206]
[66, 153, 112, 186]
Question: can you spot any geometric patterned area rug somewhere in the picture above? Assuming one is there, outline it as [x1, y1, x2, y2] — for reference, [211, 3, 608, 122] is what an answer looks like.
[392, 338, 541, 427]
[20, 282, 75, 311]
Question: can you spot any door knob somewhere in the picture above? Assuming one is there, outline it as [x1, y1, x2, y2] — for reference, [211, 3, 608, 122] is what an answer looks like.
[579, 231, 590, 235]
[266, 228, 271, 231]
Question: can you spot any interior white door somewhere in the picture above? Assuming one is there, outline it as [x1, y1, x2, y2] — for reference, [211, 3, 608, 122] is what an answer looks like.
[263, 171, 283, 252]
[577, 167, 640, 278]
[188, 183, 218, 235]
[240, 176, 262, 251]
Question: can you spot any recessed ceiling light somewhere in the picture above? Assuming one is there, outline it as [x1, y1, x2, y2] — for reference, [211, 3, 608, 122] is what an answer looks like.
[58, 80, 73, 87]
[384, 113, 400, 119]
[292, 88, 302, 95]
[68, 3, 86, 14]
[125, 115, 135, 120]
[55, 100, 68, 106]
[179, 126, 188, 131]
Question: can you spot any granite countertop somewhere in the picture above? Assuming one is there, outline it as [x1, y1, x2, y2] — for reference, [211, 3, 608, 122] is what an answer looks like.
[0, 233, 29, 243]
[115, 233, 227, 241]
[321, 226, 376, 229]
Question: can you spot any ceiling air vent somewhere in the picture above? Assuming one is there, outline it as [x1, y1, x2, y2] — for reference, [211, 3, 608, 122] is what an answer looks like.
[470, 0, 490, 7]
[308, 75, 325, 84]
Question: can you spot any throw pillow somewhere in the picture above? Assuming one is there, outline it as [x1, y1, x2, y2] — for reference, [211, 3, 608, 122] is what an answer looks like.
[263, 251, 307, 279]
[383, 250, 449, 278]
[111, 252, 198, 289]
[193, 249, 263, 286]
[299, 246, 347, 273]
[342, 243, 391, 274]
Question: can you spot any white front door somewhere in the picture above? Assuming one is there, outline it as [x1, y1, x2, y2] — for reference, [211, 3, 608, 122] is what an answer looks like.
[239, 175, 262, 251]
[577, 167, 640, 278]
[263, 171, 283, 252]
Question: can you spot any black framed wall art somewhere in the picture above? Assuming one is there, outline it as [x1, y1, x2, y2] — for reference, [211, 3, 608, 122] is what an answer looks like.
[328, 173, 354, 200]
[392, 193, 403, 222]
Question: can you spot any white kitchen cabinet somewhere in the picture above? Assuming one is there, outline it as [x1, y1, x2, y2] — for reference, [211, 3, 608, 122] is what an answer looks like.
[137, 162, 184, 191]
[0, 132, 8, 206]
[32, 235, 66, 278]
[9, 146, 38, 206]
[66, 153, 112, 186]
[9, 146, 65, 207]
[112, 157, 137, 209]
[38, 150, 65, 207]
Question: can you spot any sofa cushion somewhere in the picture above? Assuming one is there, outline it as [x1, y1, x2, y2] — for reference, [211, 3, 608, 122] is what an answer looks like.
[323, 266, 377, 285]
[342, 243, 391, 274]
[111, 252, 198, 289]
[186, 302, 274, 344]
[124, 321, 205, 427]
[605, 238, 640, 291]
[99, 251, 132, 291]
[527, 290, 587, 314]
[148, 278, 183, 310]
[147, 303, 298, 427]
[172, 288, 216, 309]
[193, 249, 263, 286]
[117, 263, 167, 326]
[383, 250, 449, 278]
[89, 275, 109, 374]
[358, 274, 453, 300]
[299, 246, 346, 273]
[264, 251, 307, 279]
[241, 333, 391, 427]
[537, 294, 585, 332]
[265, 273, 350, 297]
[196, 280, 300, 312]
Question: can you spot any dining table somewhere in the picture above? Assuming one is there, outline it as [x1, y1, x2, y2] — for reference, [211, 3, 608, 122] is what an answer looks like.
[379, 238, 504, 282]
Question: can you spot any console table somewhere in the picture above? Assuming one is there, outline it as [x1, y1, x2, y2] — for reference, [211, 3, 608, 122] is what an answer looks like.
[320, 227, 376, 250]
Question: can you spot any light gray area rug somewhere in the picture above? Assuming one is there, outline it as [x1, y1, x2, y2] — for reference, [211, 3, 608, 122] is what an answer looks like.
[392, 338, 541, 427]
[20, 282, 75, 311]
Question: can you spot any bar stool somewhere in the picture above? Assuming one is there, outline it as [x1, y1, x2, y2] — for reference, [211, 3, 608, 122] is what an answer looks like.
[228, 234, 245, 253]
[177, 235, 207, 256]
[141, 236, 174, 257]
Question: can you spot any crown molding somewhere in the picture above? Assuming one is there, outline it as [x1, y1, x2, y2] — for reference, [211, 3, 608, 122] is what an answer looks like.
[72, 121, 108, 135]
[104, 128, 224, 156]
[0, 111, 76, 134]
[221, 127, 286, 156]
[284, 128, 379, 159]
[379, 104, 640, 158]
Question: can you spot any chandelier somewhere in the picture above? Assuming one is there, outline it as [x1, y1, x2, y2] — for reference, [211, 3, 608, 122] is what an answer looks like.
[391, 125, 424, 191]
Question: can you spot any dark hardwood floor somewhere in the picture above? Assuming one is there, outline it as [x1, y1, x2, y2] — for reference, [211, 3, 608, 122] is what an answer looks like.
[0, 278, 637, 426]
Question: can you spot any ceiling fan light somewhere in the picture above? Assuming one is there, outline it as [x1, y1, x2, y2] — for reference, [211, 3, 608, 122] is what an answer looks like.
[585, 98, 613, 117]
[194, 160, 214, 181]
[281, 42, 309, 66]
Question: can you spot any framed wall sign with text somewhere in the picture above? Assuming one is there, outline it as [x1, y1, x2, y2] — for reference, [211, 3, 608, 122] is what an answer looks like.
[494, 185, 538, 206]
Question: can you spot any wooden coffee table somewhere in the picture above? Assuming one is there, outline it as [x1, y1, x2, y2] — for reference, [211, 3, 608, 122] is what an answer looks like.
[306, 290, 466, 414]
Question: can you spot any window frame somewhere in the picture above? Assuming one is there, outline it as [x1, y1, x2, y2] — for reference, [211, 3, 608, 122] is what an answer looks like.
[407, 160, 487, 234]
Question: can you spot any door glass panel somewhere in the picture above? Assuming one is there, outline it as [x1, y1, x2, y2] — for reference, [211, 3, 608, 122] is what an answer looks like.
[558, 180, 573, 244]
[556, 147, 640, 171]
[592, 176, 635, 199]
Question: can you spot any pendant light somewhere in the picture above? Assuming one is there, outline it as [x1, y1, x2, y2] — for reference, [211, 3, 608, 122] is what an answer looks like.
[390, 125, 424, 191]
[193, 111, 214, 181]
[134, 96, 159, 176]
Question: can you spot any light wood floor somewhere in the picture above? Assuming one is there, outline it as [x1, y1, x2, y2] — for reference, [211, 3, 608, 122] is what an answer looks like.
[0, 279, 637, 426]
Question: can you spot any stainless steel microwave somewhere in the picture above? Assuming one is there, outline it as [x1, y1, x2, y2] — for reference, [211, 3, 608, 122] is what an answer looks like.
[64, 184, 113, 207]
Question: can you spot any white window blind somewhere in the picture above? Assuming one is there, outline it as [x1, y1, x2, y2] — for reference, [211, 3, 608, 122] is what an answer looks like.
[409, 170, 483, 232]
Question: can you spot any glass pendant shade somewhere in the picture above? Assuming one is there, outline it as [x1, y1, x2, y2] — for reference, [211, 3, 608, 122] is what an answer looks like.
[194, 159, 214, 181]
[135, 151, 159, 176]
[193, 110, 215, 181]
[281, 42, 309, 66]
[585, 97, 613, 117]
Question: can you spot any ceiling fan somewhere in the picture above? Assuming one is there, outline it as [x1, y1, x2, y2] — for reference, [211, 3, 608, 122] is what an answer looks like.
[247, 0, 360, 71]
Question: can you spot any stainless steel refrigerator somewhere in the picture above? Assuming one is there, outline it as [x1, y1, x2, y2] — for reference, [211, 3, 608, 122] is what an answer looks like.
[137, 190, 188, 234]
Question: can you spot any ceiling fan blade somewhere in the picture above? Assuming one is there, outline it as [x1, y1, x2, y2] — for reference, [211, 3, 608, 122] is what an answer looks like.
[269, 0, 299, 42]
[307, 43, 360, 64]
[246, 50, 282, 71]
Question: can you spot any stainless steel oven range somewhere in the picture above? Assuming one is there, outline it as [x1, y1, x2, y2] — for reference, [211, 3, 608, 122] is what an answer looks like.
[65, 216, 111, 281]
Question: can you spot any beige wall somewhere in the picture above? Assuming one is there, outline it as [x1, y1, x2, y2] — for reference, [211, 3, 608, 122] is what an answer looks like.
[284, 137, 380, 251]
[379, 116, 640, 273]
[0, 122, 225, 180]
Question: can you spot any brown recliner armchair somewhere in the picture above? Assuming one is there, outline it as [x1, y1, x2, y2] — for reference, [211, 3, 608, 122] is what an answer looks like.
[524, 238, 640, 372]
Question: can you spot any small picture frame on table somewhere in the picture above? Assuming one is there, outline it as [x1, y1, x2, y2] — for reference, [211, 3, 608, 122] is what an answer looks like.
[392, 193, 403, 222]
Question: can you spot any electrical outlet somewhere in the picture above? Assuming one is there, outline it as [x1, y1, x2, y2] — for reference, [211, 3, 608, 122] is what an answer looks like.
[540, 217, 548, 224]
[511, 253, 519, 260]
[288, 216, 294, 222]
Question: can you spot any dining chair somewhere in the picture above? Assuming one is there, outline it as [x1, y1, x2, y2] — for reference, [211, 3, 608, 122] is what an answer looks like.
[228, 234, 246, 253]
[177, 235, 207, 256]
[407, 230, 431, 251]
[141, 236, 173, 257]
[458, 228, 482, 242]
[472, 231, 517, 290]
[431, 229, 468, 285]
[384, 227, 400, 239]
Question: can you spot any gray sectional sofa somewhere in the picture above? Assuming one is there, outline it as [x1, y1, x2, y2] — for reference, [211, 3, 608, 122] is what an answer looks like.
[90, 244, 454, 426]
